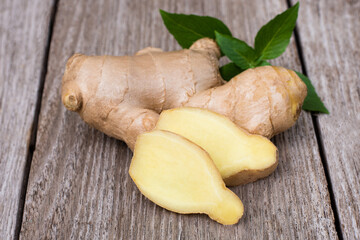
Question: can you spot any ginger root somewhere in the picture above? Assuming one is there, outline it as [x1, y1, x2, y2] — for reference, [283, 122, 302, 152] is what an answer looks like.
[61, 37, 306, 149]
[185, 66, 307, 138]
[62, 38, 221, 150]
[129, 130, 244, 225]
[156, 107, 278, 186]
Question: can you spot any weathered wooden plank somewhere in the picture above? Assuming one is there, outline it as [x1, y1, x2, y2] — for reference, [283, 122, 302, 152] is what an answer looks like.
[0, 0, 55, 239]
[292, 0, 360, 238]
[20, 0, 337, 239]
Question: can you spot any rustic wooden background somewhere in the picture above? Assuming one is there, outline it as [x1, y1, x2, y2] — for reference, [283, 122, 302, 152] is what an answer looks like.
[0, 0, 359, 239]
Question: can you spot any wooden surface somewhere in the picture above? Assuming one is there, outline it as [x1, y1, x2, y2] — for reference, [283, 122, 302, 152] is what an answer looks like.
[293, 0, 360, 238]
[0, 0, 55, 239]
[19, 0, 337, 239]
[0, 0, 358, 239]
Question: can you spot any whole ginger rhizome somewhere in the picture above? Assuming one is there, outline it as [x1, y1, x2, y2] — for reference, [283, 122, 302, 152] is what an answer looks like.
[61, 38, 306, 224]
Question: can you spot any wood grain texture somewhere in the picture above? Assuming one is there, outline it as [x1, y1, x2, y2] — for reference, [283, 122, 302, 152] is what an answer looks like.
[20, 0, 337, 239]
[0, 0, 55, 239]
[292, 0, 360, 238]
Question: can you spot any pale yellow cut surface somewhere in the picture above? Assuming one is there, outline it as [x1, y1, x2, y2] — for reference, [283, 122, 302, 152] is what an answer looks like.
[155, 107, 278, 186]
[129, 130, 244, 225]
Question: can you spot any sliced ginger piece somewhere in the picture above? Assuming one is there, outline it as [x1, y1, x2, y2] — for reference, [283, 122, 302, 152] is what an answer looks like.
[155, 107, 278, 186]
[129, 130, 244, 225]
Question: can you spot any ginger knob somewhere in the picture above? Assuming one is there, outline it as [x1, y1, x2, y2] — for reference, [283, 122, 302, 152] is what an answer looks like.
[62, 92, 82, 112]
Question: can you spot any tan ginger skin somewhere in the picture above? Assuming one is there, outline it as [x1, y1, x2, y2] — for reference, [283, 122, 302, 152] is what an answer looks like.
[62, 38, 307, 150]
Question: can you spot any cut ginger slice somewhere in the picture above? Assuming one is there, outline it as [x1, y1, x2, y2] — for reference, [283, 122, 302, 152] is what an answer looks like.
[129, 130, 244, 225]
[155, 107, 278, 186]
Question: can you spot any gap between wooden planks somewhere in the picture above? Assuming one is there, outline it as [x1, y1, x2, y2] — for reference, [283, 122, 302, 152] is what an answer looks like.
[290, 0, 360, 239]
[0, 0, 56, 239]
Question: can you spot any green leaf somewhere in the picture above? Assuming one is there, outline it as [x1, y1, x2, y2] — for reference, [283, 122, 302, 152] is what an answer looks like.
[220, 63, 244, 81]
[256, 60, 271, 66]
[220, 60, 271, 81]
[159, 10, 232, 49]
[254, 2, 299, 60]
[215, 32, 257, 69]
[295, 71, 329, 113]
